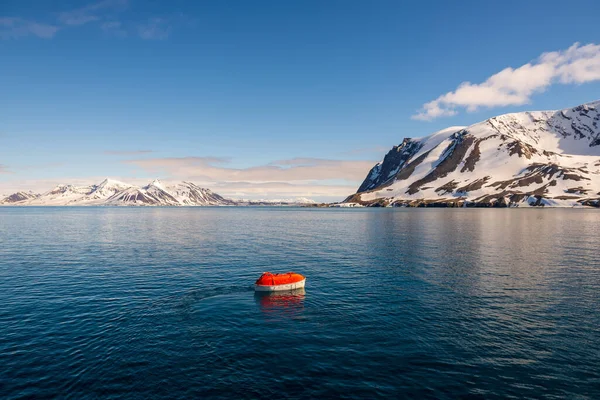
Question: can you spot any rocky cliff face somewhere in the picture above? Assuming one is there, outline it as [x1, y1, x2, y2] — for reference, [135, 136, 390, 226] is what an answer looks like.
[348, 100, 600, 207]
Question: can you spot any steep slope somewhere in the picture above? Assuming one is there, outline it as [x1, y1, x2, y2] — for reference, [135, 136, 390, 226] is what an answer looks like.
[164, 181, 234, 205]
[104, 179, 181, 206]
[87, 178, 134, 200]
[347, 100, 600, 207]
[142, 180, 181, 205]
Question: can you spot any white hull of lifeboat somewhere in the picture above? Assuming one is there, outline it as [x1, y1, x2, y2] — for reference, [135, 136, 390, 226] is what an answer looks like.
[254, 279, 306, 292]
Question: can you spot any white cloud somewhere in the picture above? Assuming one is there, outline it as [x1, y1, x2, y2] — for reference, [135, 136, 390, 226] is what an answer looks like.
[413, 42, 600, 121]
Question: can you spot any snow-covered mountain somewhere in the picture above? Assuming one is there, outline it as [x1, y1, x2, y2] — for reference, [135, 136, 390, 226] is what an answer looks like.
[0, 191, 40, 204]
[29, 184, 96, 205]
[346, 100, 600, 207]
[88, 178, 134, 200]
[1, 179, 234, 206]
[164, 181, 232, 206]
[103, 180, 231, 206]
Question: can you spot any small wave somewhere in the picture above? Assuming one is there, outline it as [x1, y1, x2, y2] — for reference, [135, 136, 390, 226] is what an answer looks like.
[129, 284, 254, 321]
[178, 285, 253, 307]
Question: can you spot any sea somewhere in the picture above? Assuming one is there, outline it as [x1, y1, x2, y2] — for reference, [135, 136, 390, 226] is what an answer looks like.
[1, 207, 599, 399]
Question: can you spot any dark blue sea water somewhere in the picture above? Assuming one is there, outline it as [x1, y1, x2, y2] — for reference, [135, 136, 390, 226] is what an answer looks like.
[1, 207, 599, 399]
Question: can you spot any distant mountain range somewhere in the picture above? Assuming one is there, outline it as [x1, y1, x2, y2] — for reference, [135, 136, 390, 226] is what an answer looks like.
[0, 179, 232, 206]
[0, 179, 318, 206]
[345, 100, 600, 207]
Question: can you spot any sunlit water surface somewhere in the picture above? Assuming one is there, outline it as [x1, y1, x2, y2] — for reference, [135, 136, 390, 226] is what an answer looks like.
[1, 207, 599, 399]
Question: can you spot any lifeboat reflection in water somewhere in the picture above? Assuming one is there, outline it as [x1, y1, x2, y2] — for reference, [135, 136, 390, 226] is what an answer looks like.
[254, 288, 306, 318]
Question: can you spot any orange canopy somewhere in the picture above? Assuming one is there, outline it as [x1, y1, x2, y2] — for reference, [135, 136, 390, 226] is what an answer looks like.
[255, 272, 305, 286]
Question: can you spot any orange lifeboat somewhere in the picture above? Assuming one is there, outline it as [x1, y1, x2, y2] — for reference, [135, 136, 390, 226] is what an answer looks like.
[254, 272, 306, 292]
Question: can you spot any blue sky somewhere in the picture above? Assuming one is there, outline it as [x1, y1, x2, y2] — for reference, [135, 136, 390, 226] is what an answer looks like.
[1, 0, 599, 201]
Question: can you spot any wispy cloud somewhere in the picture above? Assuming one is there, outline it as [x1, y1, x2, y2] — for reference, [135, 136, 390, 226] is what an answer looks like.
[57, 13, 99, 27]
[126, 156, 230, 169]
[268, 158, 344, 167]
[103, 149, 154, 155]
[17, 162, 64, 171]
[124, 156, 374, 184]
[1, 0, 179, 40]
[0, 17, 59, 39]
[101, 20, 127, 37]
[0, 164, 13, 174]
[413, 42, 600, 121]
[137, 17, 171, 40]
[117, 156, 373, 200]
[211, 181, 356, 201]
[57, 0, 128, 26]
